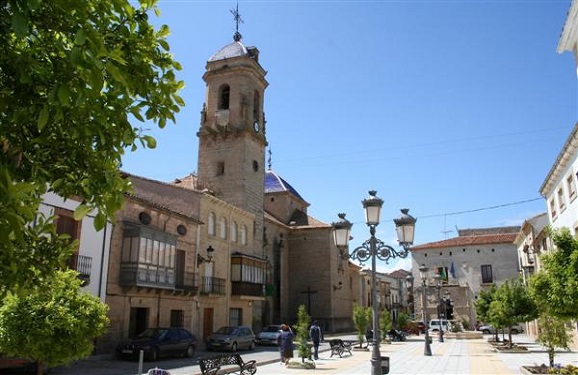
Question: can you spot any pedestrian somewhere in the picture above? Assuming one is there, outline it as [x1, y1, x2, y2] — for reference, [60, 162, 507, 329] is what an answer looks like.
[278, 324, 294, 366]
[309, 320, 322, 360]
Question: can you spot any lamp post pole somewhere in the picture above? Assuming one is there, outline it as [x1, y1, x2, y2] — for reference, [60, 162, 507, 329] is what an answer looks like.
[419, 264, 432, 356]
[332, 191, 417, 375]
[369, 225, 380, 374]
[435, 275, 444, 343]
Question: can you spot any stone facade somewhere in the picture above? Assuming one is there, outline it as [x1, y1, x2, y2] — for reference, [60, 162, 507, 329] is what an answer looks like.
[102, 174, 202, 352]
[410, 227, 520, 330]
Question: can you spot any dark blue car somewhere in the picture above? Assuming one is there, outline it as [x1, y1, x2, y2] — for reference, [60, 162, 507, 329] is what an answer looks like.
[116, 327, 196, 361]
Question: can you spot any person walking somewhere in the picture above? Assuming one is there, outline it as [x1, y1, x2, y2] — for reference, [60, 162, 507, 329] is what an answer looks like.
[278, 324, 295, 366]
[309, 320, 322, 360]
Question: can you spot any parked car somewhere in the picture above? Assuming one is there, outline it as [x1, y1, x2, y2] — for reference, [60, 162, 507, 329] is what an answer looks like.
[428, 319, 450, 332]
[205, 325, 255, 351]
[255, 324, 282, 345]
[478, 323, 524, 335]
[403, 321, 424, 335]
[0, 355, 38, 373]
[116, 327, 197, 361]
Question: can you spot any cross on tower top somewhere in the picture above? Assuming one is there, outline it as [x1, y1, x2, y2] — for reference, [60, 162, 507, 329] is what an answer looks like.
[230, 3, 244, 42]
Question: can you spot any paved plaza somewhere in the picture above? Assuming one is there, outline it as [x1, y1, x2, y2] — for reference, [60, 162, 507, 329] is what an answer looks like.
[249, 334, 578, 375]
[50, 334, 578, 375]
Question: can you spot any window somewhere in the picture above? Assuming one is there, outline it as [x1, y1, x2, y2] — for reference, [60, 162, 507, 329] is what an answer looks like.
[549, 198, 557, 219]
[229, 308, 242, 326]
[120, 225, 177, 287]
[231, 222, 237, 243]
[558, 187, 566, 211]
[217, 161, 225, 176]
[55, 208, 83, 272]
[436, 267, 448, 283]
[55, 208, 81, 242]
[253, 90, 260, 122]
[208, 212, 216, 236]
[219, 217, 227, 239]
[218, 84, 230, 110]
[481, 265, 493, 284]
[231, 256, 266, 284]
[240, 225, 247, 245]
[568, 174, 577, 201]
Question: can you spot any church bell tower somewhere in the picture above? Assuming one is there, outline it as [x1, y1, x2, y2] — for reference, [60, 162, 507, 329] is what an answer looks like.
[197, 9, 268, 251]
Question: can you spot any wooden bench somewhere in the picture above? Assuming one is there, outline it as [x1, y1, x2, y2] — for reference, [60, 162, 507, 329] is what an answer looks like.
[329, 339, 352, 358]
[198, 353, 257, 375]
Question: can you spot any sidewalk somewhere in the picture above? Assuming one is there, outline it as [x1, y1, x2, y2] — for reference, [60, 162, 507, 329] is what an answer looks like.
[252, 334, 578, 375]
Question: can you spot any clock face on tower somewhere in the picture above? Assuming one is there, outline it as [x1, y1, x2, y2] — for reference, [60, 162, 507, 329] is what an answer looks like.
[253, 121, 260, 133]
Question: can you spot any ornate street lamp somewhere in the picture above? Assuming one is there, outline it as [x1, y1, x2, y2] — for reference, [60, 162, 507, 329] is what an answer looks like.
[332, 190, 416, 375]
[419, 264, 432, 356]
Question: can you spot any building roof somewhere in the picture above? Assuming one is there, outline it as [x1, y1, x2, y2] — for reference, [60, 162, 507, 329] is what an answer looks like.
[387, 269, 412, 279]
[265, 169, 306, 202]
[411, 232, 518, 250]
[123, 172, 202, 222]
[208, 41, 249, 62]
[540, 121, 578, 196]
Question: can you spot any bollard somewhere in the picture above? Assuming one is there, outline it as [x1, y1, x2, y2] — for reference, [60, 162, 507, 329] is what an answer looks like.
[138, 350, 144, 375]
[380, 356, 390, 375]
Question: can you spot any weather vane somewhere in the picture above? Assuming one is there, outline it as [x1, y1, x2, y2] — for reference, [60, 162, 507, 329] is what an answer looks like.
[230, 3, 244, 42]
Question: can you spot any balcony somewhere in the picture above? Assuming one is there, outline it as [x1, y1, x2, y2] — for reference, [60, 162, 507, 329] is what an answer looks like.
[200, 276, 226, 295]
[119, 263, 175, 290]
[231, 281, 264, 297]
[68, 254, 92, 286]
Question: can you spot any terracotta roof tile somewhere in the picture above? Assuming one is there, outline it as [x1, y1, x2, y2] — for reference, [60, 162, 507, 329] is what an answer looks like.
[411, 233, 517, 251]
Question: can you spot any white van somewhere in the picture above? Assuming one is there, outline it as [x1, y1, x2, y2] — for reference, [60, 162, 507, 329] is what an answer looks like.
[428, 319, 449, 332]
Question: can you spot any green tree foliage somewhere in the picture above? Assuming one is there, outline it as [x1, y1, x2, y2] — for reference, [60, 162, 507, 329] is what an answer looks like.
[529, 228, 578, 320]
[474, 284, 496, 325]
[294, 305, 311, 362]
[379, 309, 392, 341]
[488, 278, 538, 347]
[397, 312, 409, 332]
[474, 284, 499, 340]
[0, 270, 109, 375]
[352, 304, 371, 348]
[0, 0, 184, 295]
[536, 314, 573, 368]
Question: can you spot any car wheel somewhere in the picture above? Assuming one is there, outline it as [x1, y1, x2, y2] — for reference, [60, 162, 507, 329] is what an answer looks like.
[482, 329, 490, 334]
[185, 345, 195, 358]
[249, 341, 255, 350]
[232, 342, 238, 352]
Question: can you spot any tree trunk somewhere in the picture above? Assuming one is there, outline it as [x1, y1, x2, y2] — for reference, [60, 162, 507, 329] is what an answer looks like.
[36, 360, 43, 375]
[548, 348, 555, 368]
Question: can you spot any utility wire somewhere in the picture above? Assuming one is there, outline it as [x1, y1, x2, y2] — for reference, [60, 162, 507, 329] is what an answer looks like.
[417, 197, 544, 220]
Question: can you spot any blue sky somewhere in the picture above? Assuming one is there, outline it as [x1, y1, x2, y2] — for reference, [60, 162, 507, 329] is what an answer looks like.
[121, 0, 577, 272]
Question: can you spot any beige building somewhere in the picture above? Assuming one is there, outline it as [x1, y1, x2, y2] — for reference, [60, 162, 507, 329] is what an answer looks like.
[410, 227, 520, 329]
[103, 174, 203, 352]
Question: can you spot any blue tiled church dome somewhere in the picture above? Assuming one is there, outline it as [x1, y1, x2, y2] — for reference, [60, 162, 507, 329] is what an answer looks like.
[265, 170, 304, 201]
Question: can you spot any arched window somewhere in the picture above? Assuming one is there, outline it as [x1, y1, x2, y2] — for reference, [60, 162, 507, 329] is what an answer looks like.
[218, 84, 230, 110]
[208, 212, 216, 236]
[231, 221, 238, 243]
[240, 225, 247, 245]
[219, 217, 227, 239]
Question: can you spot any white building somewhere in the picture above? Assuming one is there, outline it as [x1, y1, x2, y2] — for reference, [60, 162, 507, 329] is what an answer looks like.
[39, 192, 113, 301]
[410, 227, 520, 329]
